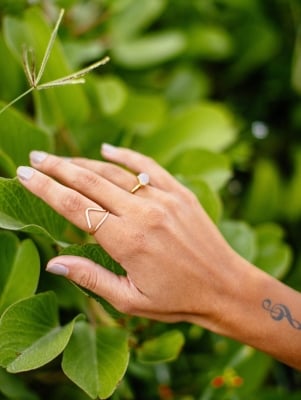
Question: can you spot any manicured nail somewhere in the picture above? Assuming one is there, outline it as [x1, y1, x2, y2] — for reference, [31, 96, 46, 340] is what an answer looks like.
[17, 166, 35, 181]
[30, 150, 48, 164]
[101, 143, 116, 155]
[46, 263, 69, 277]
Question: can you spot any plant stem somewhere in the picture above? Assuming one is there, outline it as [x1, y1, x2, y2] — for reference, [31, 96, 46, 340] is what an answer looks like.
[0, 87, 34, 115]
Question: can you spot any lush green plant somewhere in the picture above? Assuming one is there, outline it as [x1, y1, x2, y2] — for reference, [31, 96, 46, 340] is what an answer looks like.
[0, 0, 300, 399]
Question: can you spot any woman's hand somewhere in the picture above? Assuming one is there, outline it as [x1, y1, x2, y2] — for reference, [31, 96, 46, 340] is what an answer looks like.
[16, 144, 301, 370]
[16, 144, 244, 327]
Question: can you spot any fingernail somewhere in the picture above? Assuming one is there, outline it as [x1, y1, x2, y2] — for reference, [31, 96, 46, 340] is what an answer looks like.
[101, 143, 116, 155]
[46, 263, 69, 276]
[17, 166, 35, 181]
[30, 151, 48, 164]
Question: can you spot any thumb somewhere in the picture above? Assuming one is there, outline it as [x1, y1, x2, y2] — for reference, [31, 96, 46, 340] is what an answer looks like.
[46, 255, 136, 314]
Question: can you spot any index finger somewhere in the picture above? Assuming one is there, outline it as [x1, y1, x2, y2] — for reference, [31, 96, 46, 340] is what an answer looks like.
[16, 166, 126, 255]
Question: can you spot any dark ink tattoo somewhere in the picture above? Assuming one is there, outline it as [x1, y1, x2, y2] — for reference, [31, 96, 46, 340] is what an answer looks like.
[262, 299, 301, 330]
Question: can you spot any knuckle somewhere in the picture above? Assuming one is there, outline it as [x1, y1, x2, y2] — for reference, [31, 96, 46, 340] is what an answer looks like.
[34, 175, 53, 195]
[47, 156, 64, 171]
[143, 204, 166, 227]
[77, 270, 98, 292]
[76, 170, 100, 187]
[61, 190, 83, 212]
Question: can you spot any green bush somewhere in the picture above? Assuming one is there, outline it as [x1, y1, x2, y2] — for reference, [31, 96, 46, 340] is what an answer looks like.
[0, 0, 300, 399]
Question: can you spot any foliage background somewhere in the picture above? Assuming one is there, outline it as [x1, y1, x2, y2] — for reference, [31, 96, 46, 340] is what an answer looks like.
[0, 0, 301, 399]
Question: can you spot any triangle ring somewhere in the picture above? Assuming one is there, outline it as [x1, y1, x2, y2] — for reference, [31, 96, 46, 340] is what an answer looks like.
[85, 207, 110, 235]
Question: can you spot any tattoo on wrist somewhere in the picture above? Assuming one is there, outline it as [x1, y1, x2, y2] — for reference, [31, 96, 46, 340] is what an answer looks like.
[262, 299, 301, 330]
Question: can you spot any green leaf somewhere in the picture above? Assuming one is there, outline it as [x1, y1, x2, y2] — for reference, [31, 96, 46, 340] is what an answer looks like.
[282, 148, 301, 220]
[0, 104, 53, 167]
[226, 346, 272, 396]
[109, 0, 167, 40]
[137, 102, 238, 164]
[254, 224, 292, 279]
[165, 65, 211, 105]
[0, 367, 38, 400]
[60, 244, 125, 317]
[112, 30, 186, 69]
[0, 292, 80, 373]
[243, 159, 282, 224]
[0, 234, 40, 315]
[229, 20, 279, 82]
[117, 91, 167, 135]
[95, 75, 129, 115]
[179, 177, 222, 223]
[0, 34, 24, 105]
[219, 220, 257, 262]
[137, 330, 185, 364]
[0, 148, 16, 178]
[62, 321, 129, 399]
[167, 149, 232, 191]
[0, 178, 68, 242]
[292, 29, 301, 94]
[186, 25, 234, 60]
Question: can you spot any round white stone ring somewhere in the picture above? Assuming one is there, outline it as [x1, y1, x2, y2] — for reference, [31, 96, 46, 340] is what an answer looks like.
[130, 173, 150, 194]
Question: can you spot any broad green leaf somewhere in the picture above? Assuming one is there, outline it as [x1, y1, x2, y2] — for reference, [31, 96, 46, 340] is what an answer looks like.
[0, 178, 68, 242]
[0, 292, 80, 372]
[60, 244, 125, 317]
[219, 220, 256, 262]
[0, 232, 18, 294]
[95, 75, 128, 115]
[0, 0, 28, 15]
[0, 104, 53, 167]
[167, 149, 232, 191]
[137, 102, 238, 164]
[243, 159, 282, 224]
[62, 321, 129, 399]
[116, 91, 167, 135]
[186, 25, 234, 60]
[229, 20, 279, 82]
[282, 148, 301, 220]
[226, 346, 272, 396]
[0, 148, 16, 178]
[165, 65, 211, 105]
[0, 234, 40, 315]
[109, 0, 167, 40]
[0, 367, 38, 400]
[0, 34, 24, 105]
[254, 224, 292, 279]
[292, 29, 301, 94]
[3, 8, 90, 128]
[112, 30, 186, 69]
[179, 178, 222, 223]
[137, 330, 185, 364]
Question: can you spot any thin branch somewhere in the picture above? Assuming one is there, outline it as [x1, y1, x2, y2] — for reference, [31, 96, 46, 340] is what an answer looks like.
[0, 9, 110, 116]
[35, 8, 65, 86]
[37, 56, 110, 89]
[0, 87, 34, 115]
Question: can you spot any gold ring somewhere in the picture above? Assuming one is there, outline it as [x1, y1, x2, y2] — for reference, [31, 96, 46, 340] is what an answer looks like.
[131, 173, 150, 194]
[85, 207, 110, 234]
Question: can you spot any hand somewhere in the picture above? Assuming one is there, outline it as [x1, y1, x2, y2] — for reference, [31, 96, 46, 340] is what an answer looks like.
[16, 144, 249, 328]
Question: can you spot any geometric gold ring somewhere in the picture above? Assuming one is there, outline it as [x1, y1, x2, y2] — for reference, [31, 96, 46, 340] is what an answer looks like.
[85, 207, 110, 235]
